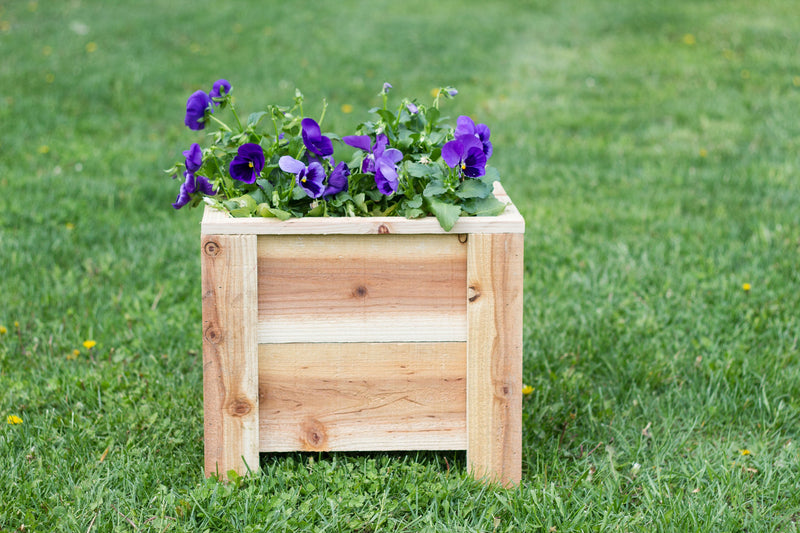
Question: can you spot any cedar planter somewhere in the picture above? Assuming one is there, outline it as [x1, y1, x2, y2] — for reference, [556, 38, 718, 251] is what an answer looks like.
[201, 183, 525, 486]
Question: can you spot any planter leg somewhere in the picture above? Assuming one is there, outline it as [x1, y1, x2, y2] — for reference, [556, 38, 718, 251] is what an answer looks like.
[202, 234, 260, 479]
[466, 233, 523, 487]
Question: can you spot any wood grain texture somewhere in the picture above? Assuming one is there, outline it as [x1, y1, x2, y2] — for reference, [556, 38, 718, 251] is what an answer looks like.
[257, 234, 467, 343]
[201, 183, 525, 235]
[466, 233, 524, 487]
[202, 234, 260, 477]
[258, 343, 467, 451]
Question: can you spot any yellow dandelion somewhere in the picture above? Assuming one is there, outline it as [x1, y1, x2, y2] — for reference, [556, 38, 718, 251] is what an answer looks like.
[699, 148, 708, 158]
[742, 283, 751, 292]
[38, 145, 50, 154]
[341, 104, 353, 114]
[14, 321, 19, 329]
[522, 385, 534, 395]
[739, 449, 751, 456]
[42, 45, 52, 56]
[7, 415, 22, 425]
[682, 33, 696, 46]
[0, 325, 6, 335]
[83, 339, 97, 350]
[65, 222, 75, 230]
[66, 349, 79, 361]
[793, 76, 800, 87]
[85, 42, 97, 53]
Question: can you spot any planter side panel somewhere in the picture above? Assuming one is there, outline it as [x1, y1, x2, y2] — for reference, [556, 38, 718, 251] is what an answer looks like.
[258, 342, 467, 451]
[257, 234, 467, 343]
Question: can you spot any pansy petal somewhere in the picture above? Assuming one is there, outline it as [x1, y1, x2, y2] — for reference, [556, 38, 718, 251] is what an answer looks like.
[279, 155, 306, 175]
[455, 115, 476, 138]
[195, 175, 215, 195]
[441, 139, 464, 168]
[382, 147, 403, 165]
[184, 90, 211, 130]
[342, 135, 372, 152]
[301, 118, 322, 139]
[210, 79, 231, 100]
[172, 183, 191, 209]
[323, 161, 350, 197]
[183, 143, 203, 172]
[475, 123, 491, 142]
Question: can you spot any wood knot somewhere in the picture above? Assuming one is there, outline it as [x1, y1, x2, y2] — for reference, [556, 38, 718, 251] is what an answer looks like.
[203, 240, 221, 257]
[301, 418, 328, 450]
[203, 323, 223, 344]
[229, 398, 253, 417]
[468, 286, 481, 302]
[352, 285, 368, 298]
[377, 224, 390, 234]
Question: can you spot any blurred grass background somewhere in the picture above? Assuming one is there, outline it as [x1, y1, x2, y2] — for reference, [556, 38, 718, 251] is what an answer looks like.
[1, 0, 799, 530]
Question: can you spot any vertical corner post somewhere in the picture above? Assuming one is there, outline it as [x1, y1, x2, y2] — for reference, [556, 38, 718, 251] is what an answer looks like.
[466, 233, 524, 486]
[201, 233, 260, 478]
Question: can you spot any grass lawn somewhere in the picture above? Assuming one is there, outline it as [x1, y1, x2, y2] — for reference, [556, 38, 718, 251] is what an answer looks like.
[1, 0, 799, 530]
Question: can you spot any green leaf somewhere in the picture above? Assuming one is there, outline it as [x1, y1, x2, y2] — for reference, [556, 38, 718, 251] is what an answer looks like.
[375, 109, 396, 125]
[306, 203, 325, 217]
[424, 196, 461, 231]
[462, 196, 507, 216]
[247, 111, 269, 127]
[405, 196, 423, 209]
[481, 165, 501, 185]
[256, 179, 274, 197]
[406, 162, 435, 178]
[423, 180, 448, 197]
[256, 204, 292, 220]
[227, 194, 257, 217]
[456, 179, 492, 199]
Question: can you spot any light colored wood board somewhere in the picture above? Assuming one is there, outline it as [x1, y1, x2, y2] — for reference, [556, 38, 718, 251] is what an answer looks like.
[202, 234, 260, 477]
[258, 343, 467, 451]
[201, 183, 525, 235]
[257, 234, 467, 344]
[466, 233, 524, 487]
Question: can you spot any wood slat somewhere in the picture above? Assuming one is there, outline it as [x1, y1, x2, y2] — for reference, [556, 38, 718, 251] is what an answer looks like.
[257, 234, 467, 343]
[202, 234, 260, 477]
[201, 183, 525, 235]
[466, 233, 524, 487]
[258, 343, 467, 451]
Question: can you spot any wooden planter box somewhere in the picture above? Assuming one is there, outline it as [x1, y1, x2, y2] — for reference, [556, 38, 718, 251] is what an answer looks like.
[201, 183, 525, 486]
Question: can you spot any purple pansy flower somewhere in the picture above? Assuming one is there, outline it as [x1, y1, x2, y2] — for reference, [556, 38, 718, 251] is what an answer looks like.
[454, 115, 492, 158]
[301, 118, 334, 157]
[406, 102, 419, 114]
[183, 143, 203, 173]
[229, 143, 265, 184]
[382, 82, 393, 93]
[442, 135, 487, 178]
[342, 134, 403, 195]
[323, 161, 350, 197]
[279, 156, 327, 198]
[172, 171, 214, 209]
[210, 79, 231, 103]
[185, 90, 212, 130]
